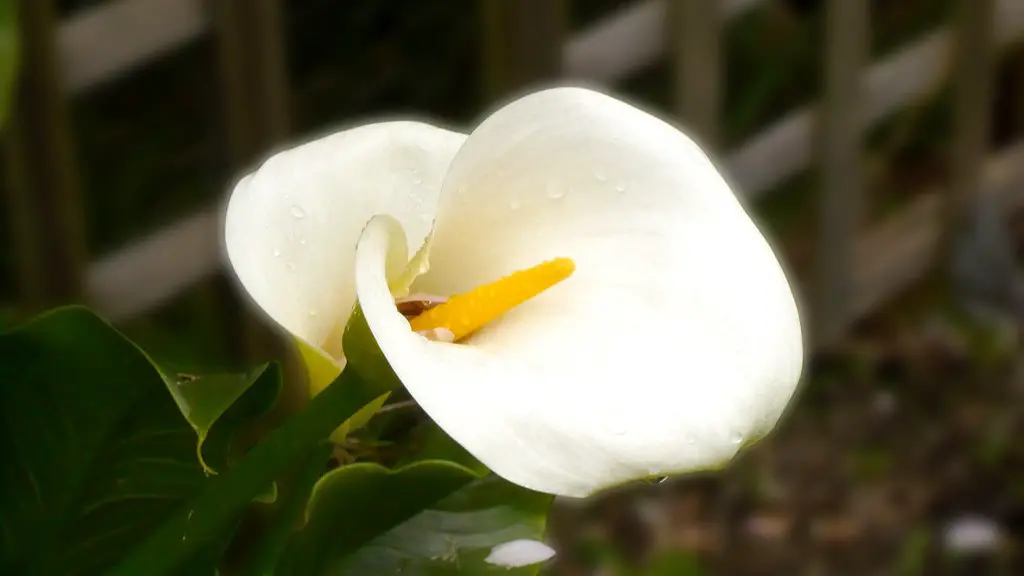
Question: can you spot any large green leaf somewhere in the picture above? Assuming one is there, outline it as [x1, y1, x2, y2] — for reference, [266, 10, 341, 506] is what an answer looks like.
[277, 460, 480, 575]
[161, 364, 281, 474]
[111, 356, 385, 576]
[0, 307, 279, 575]
[273, 458, 554, 575]
[336, 474, 555, 575]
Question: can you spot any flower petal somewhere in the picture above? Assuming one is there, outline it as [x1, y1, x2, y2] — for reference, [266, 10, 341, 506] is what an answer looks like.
[224, 121, 465, 360]
[356, 88, 804, 497]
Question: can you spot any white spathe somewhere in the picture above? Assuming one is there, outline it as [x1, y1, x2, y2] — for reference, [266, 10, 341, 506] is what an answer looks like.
[224, 121, 466, 364]
[225, 87, 804, 498]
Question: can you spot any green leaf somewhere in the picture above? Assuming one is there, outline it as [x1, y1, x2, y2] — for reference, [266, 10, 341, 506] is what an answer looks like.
[278, 460, 480, 575]
[161, 365, 280, 474]
[242, 442, 334, 575]
[111, 359, 385, 576]
[0, 0, 17, 126]
[0, 307, 277, 575]
[336, 474, 555, 575]
[272, 458, 553, 575]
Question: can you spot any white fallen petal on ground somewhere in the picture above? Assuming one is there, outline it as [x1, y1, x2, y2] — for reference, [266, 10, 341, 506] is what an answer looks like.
[484, 539, 557, 568]
[942, 515, 1002, 553]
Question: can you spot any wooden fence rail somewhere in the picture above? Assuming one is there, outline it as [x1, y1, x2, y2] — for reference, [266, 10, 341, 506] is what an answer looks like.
[815, 0, 868, 346]
[6, 0, 86, 312]
[9, 0, 1024, 349]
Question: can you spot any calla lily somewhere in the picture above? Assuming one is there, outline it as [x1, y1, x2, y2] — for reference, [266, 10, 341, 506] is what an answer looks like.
[224, 87, 804, 497]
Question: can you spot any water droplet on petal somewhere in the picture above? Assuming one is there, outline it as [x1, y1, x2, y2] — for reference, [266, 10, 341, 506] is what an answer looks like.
[290, 205, 306, 219]
[287, 262, 297, 271]
[594, 171, 608, 182]
[272, 248, 281, 258]
[298, 236, 307, 245]
[308, 309, 318, 317]
[509, 199, 521, 211]
[545, 182, 564, 200]
[615, 183, 627, 193]
[647, 476, 669, 485]
[729, 431, 744, 445]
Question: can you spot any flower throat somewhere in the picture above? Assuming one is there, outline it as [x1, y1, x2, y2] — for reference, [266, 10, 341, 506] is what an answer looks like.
[402, 257, 575, 342]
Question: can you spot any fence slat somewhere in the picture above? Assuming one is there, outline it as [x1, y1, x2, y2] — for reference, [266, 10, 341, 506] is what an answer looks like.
[667, 0, 721, 147]
[84, 8, 1024, 323]
[815, 0, 868, 346]
[563, 0, 762, 83]
[853, 143, 1024, 322]
[214, 0, 290, 167]
[85, 208, 220, 320]
[80, 0, 1024, 335]
[213, 0, 291, 363]
[947, 0, 995, 250]
[53, 0, 1024, 101]
[480, 0, 566, 102]
[3, 0, 87, 312]
[59, 0, 206, 93]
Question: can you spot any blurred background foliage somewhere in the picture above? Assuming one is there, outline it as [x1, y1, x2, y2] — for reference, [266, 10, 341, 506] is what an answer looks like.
[3, 0, 1024, 574]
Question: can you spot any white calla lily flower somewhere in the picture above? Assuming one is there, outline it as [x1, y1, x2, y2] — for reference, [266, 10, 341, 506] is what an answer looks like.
[225, 87, 804, 497]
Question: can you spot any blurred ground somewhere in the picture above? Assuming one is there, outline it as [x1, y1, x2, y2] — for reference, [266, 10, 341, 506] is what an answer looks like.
[547, 302, 1024, 575]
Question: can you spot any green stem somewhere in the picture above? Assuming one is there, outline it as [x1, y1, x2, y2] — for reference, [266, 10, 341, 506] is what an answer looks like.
[240, 442, 333, 576]
[110, 368, 383, 576]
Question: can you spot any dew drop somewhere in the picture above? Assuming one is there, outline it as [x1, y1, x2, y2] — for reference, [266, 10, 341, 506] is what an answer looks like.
[509, 199, 522, 211]
[647, 476, 669, 485]
[290, 205, 307, 219]
[272, 248, 281, 258]
[729, 431, 744, 446]
[287, 262, 297, 271]
[594, 171, 608, 182]
[545, 182, 564, 200]
[308, 309, 318, 317]
[615, 183, 627, 193]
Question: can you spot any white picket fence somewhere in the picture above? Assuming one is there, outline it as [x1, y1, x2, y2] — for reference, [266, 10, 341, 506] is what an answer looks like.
[46, 0, 1024, 341]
